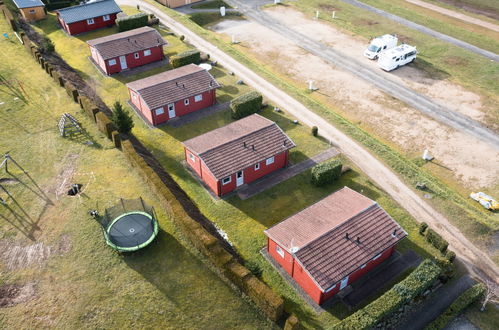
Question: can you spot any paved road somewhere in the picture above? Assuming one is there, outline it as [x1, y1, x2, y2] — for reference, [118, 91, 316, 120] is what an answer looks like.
[406, 0, 499, 32]
[116, 0, 499, 283]
[224, 0, 499, 150]
[339, 0, 499, 61]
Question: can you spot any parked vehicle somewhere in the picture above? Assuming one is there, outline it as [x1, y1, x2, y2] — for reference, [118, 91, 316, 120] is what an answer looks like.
[470, 192, 499, 210]
[364, 34, 398, 59]
[377, 44, 417, 71]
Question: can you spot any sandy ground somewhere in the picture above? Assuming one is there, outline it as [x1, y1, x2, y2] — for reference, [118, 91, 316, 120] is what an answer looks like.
[213, 10, 499, 189]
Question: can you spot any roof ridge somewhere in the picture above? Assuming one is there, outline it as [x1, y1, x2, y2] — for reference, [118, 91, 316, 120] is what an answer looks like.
[134, 65, 206, 91]
[198, 120, 277, 157]
[58, 0, 112, 11]
[93, 28, 156, 46]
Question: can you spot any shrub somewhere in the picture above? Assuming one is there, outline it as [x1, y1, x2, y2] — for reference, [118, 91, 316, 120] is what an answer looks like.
[111, 101, 134, 134]
[425, 283, 485, 330]
[419, 222, 428, 235]
[245, 260, 263, 278]
[95, 112, 114, 139]
[39, 37, 55, 54]
[311, 159, 342, 186]
[311, 126, 318, 136]
[170, 49, 200, 68]
[446, 250, 456, 263]
[147, 17, 159, 26]
[179, 35, 185, 41]
[230, 91, 263, 119]
[116, 12, 148, 32]
[426, 228, 449, 253]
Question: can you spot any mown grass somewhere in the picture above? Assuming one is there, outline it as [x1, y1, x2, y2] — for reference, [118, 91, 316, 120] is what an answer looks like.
[424, 0, 499, 20]
[191, 0, 231, 10]
[29, 5, 451, 328]
[189, 11, 243, 27]
[0, 15, 274, 329]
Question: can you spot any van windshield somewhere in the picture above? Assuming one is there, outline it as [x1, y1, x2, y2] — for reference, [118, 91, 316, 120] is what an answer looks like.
[367, 45, 380, 52]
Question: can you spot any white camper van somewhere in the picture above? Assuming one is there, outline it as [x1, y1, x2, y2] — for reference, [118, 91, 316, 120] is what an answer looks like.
[377, 44, 417, 71]
[364, 34, 398, 59]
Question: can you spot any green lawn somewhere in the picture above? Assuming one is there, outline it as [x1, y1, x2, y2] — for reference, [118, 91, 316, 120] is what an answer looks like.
[191, 0, 231, 10]
[28, 6, 454, 328]
[0, 15, 274, 329]
[423, 0, 499, 21]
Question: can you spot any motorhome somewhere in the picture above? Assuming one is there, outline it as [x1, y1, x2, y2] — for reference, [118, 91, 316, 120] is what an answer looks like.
[364, 34, 398, 59]
[377, 44, 417, 71]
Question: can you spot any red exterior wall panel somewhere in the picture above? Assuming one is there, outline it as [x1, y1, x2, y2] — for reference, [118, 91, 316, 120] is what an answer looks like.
[61, 13, 118, 35]
[267, 238, 294, 275]
[103, 45, 164, 75]
[292, 260, 324, 304]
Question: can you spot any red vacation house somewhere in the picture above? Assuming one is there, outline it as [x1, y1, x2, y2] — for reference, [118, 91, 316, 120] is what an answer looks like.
[183, 114, 296, 197]
[56, 0, 122, 35]
[126, 64, 220, 126]
[264, 187, 407, 305]
[87, 27, 167, 75]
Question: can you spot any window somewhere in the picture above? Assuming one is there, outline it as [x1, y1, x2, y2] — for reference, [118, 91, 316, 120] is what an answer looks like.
[108, 59, 117, 66]
[254, 163, 260, 171]
[87, 18, 94, 25]
[266, 156, 275, 165]
[184, 98, 190, 106]
[189, 153, 195, 163]
[29, 9, 35, 13]
[144, 49, 151, 56]
[276, 245, 284, 258]
[194, 94, 203, 102]
[373, 253, 382, 261]
[222, 176, 232, 185]
[134, 52, 139, 59]
[360, 263, 367, 269]
[155, 108, 164, 115]
[103, 14, 110, 21]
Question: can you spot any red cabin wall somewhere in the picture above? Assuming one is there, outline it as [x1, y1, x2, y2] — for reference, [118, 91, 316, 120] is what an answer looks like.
[267, 238, 294, 275]
[62, 13, 118, 35]
[292, 260, 325, 304]
[185, 148, 202, 177]
[103, 45, 164, 75]
[129, 89, 154, 125]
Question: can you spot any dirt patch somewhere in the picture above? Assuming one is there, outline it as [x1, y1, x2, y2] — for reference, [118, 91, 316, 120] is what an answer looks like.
[0, 283, 36, 308]
[0, 234, 72, 270]
[355, 18, 379, 26]
[0, 178, 19, 185]
[45, 153, 79, 199]
[318, 3, 338, 11]
[443, 55, 470, 66]
[434, 0, 499, 20]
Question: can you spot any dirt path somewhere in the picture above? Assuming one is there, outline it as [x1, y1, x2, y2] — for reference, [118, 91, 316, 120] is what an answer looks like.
[406, 0, 499, 32]
[116, 0, 499, 283]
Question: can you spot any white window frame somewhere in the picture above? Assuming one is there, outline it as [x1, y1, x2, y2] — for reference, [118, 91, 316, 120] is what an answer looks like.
[325, 283, 337, 293]
[134, 52, 139, 59]
[155, 108, 164, 115]
[103, 14, 110, 21]
[254, 163, 260, 171]
[189, 153, 195, 163]
[266, 156, 275, 165]
[143, 49, 151, 56]
[373, 253, 382, 261]
[87, 18, 94, 25]
[184, 98, 190, 106]
[108, 59, 117, 66]
[222, 176, 232, 185]
[276, 245, 284, 258]
[360, 263, 367, 269]
[194, 94, 203, 102]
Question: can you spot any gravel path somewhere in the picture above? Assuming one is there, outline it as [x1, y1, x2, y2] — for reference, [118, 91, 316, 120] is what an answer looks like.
[224, 0, 499, 150]
[115, 0, 499, 284]
[406, 0, 499, 32]
[338, 0, 499, 61]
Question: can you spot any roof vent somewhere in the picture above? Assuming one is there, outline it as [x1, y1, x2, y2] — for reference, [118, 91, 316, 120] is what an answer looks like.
[182, 84, 186, 89]
[176, 82, 179, 87]
[283, 140, 287, 146]
[392, 229, 397, 238]
[210, 81, 213, 87]
[356, 237, 361, 244]
[251, 145, 255, 151]
[243, 142, 247, 148]
[345, 233, 349, 240]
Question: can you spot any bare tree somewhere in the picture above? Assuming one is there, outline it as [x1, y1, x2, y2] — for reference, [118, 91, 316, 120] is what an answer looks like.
[481, 280, 499, 312]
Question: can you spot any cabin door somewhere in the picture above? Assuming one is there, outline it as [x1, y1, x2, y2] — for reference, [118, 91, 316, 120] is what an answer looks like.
[119, 56, 128, 70]
[236, 171, 244, 187]
[167, 103, 176, 118]
[340, 276, 349, 290]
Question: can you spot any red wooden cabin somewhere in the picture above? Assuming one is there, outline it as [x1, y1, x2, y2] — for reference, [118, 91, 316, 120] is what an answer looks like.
[126, 64, 220, 126]
[265, 187, 407, 305]
[182, 114, 296, 197]
[56, 0, 122, 36]
[87, 27, 167, 75]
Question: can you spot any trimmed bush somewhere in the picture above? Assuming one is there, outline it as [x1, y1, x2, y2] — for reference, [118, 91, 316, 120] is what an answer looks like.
[95, 112, 114, 139]
[445, 250, 456, 263]
[311, 159, 342, 186]
[284, 314, 300, 330]
[116, 12, 148, 32]
[426, 228, 449, 254]
[230, 91, 263, 119]
[419, 222, 428, 235]
[242, 275, 284, 322]
[224, 261, 250, 288]
[179, 35, 185, 41]
[111, 131, 121, 148]
[64, 82, 79, 103]
[311, 125, 318, 136]
[425, 283, 485, 330]
[170, 49, 201, 68]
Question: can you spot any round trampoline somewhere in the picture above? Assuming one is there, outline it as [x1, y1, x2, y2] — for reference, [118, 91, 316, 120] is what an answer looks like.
[101, 198, 159, 252]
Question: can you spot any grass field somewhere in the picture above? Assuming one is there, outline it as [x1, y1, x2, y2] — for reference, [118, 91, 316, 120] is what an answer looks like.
[191, 0, 231, 10]
[26, 6, 460, 328]
[424, 0, 499, 20]
[0, 15, 274, 329]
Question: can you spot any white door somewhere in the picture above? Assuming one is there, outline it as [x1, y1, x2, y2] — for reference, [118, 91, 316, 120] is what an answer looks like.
[168, 103, 176, 118]
[340, 276, 349, 290]
[119, 56, 127, 70]
[236, 171, 244, 187]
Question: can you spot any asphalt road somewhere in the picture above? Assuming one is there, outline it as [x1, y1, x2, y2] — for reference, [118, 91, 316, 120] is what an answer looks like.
[225, 0, 499, 150]
[116, 0, 499, 283]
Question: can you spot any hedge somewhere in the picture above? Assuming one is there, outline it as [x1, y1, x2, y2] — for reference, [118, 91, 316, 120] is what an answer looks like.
[284, 314, 300, 330]
[111, 131, 121, 148]
[426, 228, 449, 254]
[95, 112, 114, 139]
[425, 283, 485, 330]
[116, 12, 148, 32]
[64, 81, 79, 103]
[311, 159, 342, 186]
[230, 91, 263, 119]
[170, 49, 201, 68]
[419, 222, 428, 235]
[336, 259, 441, 329]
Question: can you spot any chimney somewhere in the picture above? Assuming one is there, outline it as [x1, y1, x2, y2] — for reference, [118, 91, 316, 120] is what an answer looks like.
[345, 233, 349, 240]
[356, 237, 361, 244]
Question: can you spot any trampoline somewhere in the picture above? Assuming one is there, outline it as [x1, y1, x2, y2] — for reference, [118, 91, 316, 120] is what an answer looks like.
[100, 198, 159, 252]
